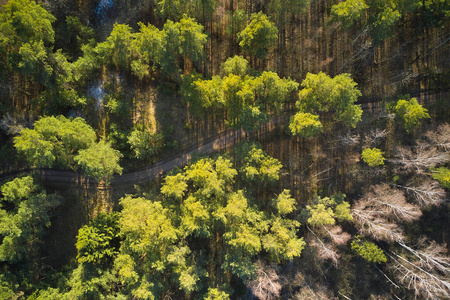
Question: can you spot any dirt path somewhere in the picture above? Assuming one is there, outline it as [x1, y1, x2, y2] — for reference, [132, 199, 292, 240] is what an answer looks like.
[0, 115, 286, 187]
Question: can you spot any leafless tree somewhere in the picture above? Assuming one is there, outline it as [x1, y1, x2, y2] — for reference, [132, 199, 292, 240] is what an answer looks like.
[352, 184, 422, 242]
[364, 128, 388, 147]
[337, 132, 360, 147]
[388, 239, 450, 299]
[388, 144, 449, 173]
[307, 225, 347, 266]
[426, 123, 450, 152]
[389, 179, 447, 207]
[322, 225, 351, 246]
[248, 261, 282, 300]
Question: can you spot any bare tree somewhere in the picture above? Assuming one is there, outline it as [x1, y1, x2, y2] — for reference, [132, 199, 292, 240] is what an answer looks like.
[352, 184, 422, 242]
[389, 179, 447, 207]
[308, 230, 340, 266]
[248, 261, 282, 300]
[306, 225, 351, 266]
[388, 239, 450, 299]
[388, 144, 449, 173]
[364, 128, 388, 147]
[426, 123, 450, 152]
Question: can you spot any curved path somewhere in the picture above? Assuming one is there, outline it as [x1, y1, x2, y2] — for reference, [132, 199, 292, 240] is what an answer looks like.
[0, 115, 286, 187]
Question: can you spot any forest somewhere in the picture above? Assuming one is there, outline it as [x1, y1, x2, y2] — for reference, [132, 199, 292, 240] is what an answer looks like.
[0, 0, 449, 299]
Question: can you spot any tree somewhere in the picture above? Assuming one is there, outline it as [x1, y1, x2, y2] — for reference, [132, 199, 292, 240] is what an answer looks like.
[352, 184, 422, 242]
[389, 239, 450, 299]
[127, 126, 164, 160]
[221, 55, 249, 76]
[76, 213, 120, 266]
[369, 7, 401, 45]
[301, 194, 352, 265]
[238, 12, 278, 60]
[351, 237, 387, 263]
[297, 72, 362, 128]
[14, 116, 96, 169]
[361, 148, 385, 167]
[183, 59, 297, 129]
[289, 112, 323, 138]
[247, 261, 282, 300]
[431, 167, 450, 189]
[240, 146, 283, 184]
[389, 142, 449, 173]
[330, 0, 369, 28]
[0, 176, 60, 263]
[0, 0, 56, 83]
[391, 97, 430, 133]
[75, 140, 123, 183]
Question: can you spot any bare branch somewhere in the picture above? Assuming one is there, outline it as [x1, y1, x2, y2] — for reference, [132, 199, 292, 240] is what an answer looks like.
[389, 180, 447, 207]
[388, 144, 449, 173]
[352, 184, 422, 242]
[248, 261, 282, 300]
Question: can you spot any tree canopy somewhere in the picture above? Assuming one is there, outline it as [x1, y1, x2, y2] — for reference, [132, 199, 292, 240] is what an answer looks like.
[238, 12, 278, 60]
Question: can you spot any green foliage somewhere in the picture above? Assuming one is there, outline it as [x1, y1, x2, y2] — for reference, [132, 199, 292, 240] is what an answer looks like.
[0, 176, 60, 263]
[183, 59, 297, 129]
[330, 0, 369, 28]
[14, 116, 97, 169]
[241, 146, 283, 184]
[178, 16, 207, 62]
[75, 140, 123, 183]
[221, 55, 249, 76]
[302, 194, 352, 227]
[0, 0, 56, 46]
[391, 97, 430, 132]
[361, 148, 385, 167]
[369, 7, 402, 45]
[226, 9, 247, 37]
[351, 238, 387, 263]
[14, 128, 55, 168]
[298, 72, 362, 128]
[273, 189, 296, 215]
[127, 127, 164, 160]
[119, 196, 178, 274]
[0, 0, 56, 82]
[238, 12, 278, 60]
[262, 217, 305, 261]
[431, 167, 450, 189]
[96, 23, 136, 70]
[289, 112, 323, 137]
[76, 213, 120, 266]
[205, 288, 230, 300]
[18, 40, 53, 86]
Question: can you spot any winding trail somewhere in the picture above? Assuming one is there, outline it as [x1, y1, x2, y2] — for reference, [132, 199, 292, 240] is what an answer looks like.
[0, 115, 286, 186]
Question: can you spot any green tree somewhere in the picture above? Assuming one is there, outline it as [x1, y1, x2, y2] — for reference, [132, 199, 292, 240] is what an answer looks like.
[75, 140, 123, 183]
[330, 0, 369, 28]
[0, 0, 56, 82]
[391, 97, 430, 133]
[14, 116, 96, 169]
[289, 112, 323, 137]
[238, 12, 278, 60]
[297, 72, 362, 128]
[361, 148, 385, 167]
[240, 146, 283, 184]
[351, 237, 387, 263]
[127, 126, 164, 160]
[221, 55, 249, 76]
[431, 167, 450, 189]
[76, 213, 121, 266]
[369, 7, 402, 45]
[0, 176, 60, 263]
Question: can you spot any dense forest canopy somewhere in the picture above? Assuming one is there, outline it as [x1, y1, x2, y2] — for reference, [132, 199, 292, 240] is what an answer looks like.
[0, 0, 449, 299]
